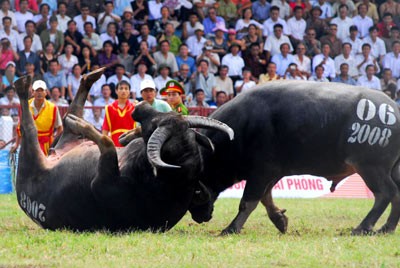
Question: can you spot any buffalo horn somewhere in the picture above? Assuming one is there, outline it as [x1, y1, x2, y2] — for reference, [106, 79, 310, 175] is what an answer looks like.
[185, 116, 234, 140]
[147, 126, 181, 176]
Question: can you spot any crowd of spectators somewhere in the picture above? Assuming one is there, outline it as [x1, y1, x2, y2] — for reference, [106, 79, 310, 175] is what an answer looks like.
[1, 0, 400, 130]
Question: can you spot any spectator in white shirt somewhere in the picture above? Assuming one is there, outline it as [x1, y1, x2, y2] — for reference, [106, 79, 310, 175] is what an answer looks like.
[352, 4, 373, 39]
[264, 23, 293, 61]
[0, 0, 17, 31]
[106, 64, 130, 90]
[334, 42, 358, 77]
[93, 84, 115, 109]
[100, 22, 119, 48]
[355, 43, 380, 77]
[293, 42, 311, 78]
[18, 20, 43, 52]
[285, 63, 307, 80]
[130, 63, 153, 100]
[271, 0, 290, 20]
[312, 43, 336, 79]
[32, 3, 50, 34]
[97, 1, 121, 34]
[73, 4, 97, 35]
[383, 41, 400, 79]
[361, 26, 386, 63]
[58, 43, 78, 77]
[262, 6, 289, 37]
[14, 0, 34, 33]
[331, 4, 354, 41]
[271, 42, 295, 76]
[56, 2, 70, 33]
[313, 0, 332, 21]
[357, 64, 381, 90]
[137, 24, 157, 53]
[185, 24, 207, 58]
[154, 64, 172, 97]
[343, 25, 363, 56]
[287, 6, 306, 48]
[221, 42, 245, 81]
[0, 16, 19, 51]
[235, 67, 257, 94]
[308, 64, 330, 82]
[66, 64, 82, 101]
[89, 64, 107, 100]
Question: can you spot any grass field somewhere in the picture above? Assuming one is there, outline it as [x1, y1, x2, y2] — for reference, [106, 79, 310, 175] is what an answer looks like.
[0, 194, 399, 268]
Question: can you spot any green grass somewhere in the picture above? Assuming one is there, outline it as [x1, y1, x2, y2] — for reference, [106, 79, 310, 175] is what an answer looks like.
[0, 194, 399, 267]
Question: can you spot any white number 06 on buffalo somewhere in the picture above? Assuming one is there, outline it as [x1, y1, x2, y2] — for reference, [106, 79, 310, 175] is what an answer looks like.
[347, 99, 396, 147]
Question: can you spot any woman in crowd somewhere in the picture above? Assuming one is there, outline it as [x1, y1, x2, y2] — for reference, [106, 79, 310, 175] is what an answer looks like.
[243, 23, 263, 50]
[79, 46, 99, 74]
[235, 8, 263, 39]
[67, 64, 82, 102]
[58, 44, 79, 78]
[40, 41, 56, 75]
[210, 24, 228, 59]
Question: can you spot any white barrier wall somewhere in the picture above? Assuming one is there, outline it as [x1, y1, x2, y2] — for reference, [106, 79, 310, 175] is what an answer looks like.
[219, 174, 373, 199]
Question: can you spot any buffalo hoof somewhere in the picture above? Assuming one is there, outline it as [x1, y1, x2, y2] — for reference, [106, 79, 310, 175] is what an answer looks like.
[83, 67, 105, 87]
[220, 226, 241, 236]
[377, 224, 396, 234]
[270, 209, 288, 234]
[351, 227, 376, 236]
[14, 76, 31, 100]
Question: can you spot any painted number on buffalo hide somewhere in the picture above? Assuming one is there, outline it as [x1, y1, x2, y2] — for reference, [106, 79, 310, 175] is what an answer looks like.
[347, 99, 396, 147]
[19, 192, 46, 223]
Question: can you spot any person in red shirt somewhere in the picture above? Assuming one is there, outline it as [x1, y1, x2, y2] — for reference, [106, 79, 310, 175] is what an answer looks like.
[377, 13, 396, 38]
[102, 80, 136, 147]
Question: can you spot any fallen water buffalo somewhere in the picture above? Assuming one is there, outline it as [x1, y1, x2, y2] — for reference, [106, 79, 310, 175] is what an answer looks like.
[14, 69, 233, 232]
[190, 80, 400, 235]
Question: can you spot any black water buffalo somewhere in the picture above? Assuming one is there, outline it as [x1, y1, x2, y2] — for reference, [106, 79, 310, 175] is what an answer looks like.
[14, 69, 233, 232]
[190, 80, 400, 235]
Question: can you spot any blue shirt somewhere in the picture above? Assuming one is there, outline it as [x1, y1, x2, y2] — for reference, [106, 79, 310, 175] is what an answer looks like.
[203, 17, 225, 35]
[2, 75, 18, 87]
[252, 1, 271, 21]
[332, 76, 356, 86]
[176, 56, 196, 77]
[271, 54, 295, 76]
[43, 71, 67, 89]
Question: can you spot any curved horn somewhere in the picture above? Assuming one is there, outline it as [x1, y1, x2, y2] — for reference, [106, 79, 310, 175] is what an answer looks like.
[147, 126, 181, 175]
[185, 116, 234, 140]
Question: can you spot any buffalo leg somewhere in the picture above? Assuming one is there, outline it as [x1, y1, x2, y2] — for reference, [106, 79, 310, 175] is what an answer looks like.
[378, 159, 400, 234]
[68, 67, 105, 118]
[221, 177, 269, 235]
[352, 167, 397, 235]
[14, 76, 47, 176]
[64, 114, 131, 204]
[55, 68, 105, 150]
[260, 183, 288, 234]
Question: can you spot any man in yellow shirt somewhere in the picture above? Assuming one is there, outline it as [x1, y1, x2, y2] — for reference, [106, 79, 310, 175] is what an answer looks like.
[11, 80, 63, 156]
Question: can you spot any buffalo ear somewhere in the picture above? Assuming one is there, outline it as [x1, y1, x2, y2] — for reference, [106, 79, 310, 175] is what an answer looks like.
[192, 130, 215, 153]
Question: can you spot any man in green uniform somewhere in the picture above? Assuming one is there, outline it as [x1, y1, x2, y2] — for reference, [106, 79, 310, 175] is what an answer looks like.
[160, 79, 189, 115]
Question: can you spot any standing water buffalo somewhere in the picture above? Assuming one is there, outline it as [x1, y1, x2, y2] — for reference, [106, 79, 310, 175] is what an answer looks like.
[14, 69, 233, 232]
[190, 80, 400, 235]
